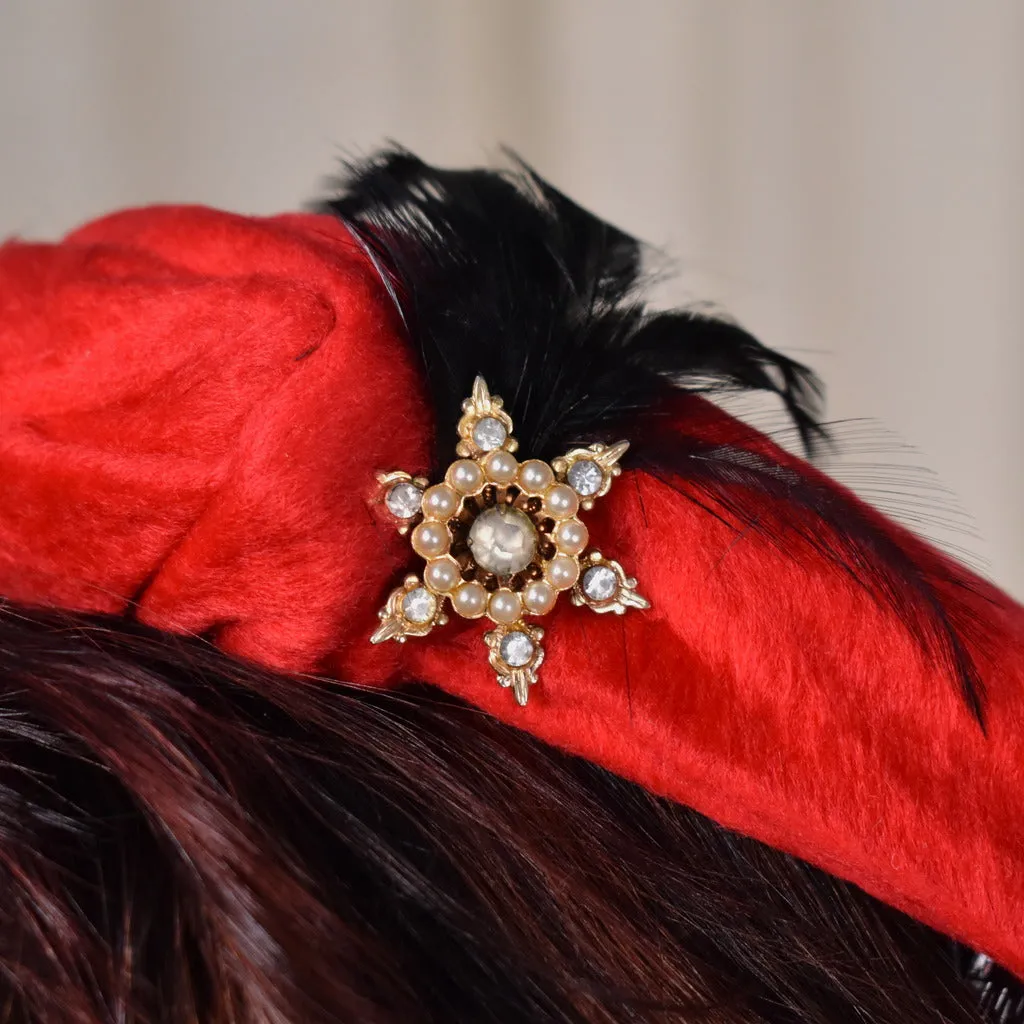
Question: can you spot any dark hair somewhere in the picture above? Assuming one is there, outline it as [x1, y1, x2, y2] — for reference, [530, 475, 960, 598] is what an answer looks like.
[0, 602, 997, 1023]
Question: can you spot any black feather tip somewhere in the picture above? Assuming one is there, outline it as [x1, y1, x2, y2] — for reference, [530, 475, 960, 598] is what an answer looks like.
[314, 147, 987, 725]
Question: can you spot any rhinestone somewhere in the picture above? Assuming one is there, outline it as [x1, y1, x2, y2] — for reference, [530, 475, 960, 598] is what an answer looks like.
[582, 564, 619, 602]
[567, 459, 603, 497]
[472, 416, 508, 451]
[401, 587, 437, 624]
[500, 630, 534, 667]
[386, 481, 424, 519]
[468, 506, 538, 575]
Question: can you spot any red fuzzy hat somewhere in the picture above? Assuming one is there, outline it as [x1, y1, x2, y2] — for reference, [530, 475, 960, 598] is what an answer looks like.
[1, 151, 1022, 981]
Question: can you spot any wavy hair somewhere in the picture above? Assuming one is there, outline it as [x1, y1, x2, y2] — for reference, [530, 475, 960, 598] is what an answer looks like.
[0, 602, 1000, 1023]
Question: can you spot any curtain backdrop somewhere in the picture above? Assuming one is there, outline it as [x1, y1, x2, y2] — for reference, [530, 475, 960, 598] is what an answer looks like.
[2, 0, 1021, 594]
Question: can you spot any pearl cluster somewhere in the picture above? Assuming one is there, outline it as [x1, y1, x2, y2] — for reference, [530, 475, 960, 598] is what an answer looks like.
[406, 447, 593, 628]
[372, 376, 646, 705]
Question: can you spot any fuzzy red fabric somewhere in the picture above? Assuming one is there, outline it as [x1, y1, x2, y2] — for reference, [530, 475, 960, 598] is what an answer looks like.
[2, 206, 1023, 976]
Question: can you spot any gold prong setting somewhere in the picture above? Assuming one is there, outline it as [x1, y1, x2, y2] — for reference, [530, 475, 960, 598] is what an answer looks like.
[372, 376, 648, 703]
[571, 552, 651, 615]
[485, 622, 545, 706]
[551, 441, 629, 511]
[378, 470, 430, 534]
[455, 376, 518, 458]
[371, 574, 449, 644]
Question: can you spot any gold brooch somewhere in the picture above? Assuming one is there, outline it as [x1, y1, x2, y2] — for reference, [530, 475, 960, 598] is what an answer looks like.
[371, 377, 648, 704]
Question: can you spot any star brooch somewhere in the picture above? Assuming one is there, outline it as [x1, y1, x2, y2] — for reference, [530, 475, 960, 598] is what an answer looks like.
[372, 377, 649, 705]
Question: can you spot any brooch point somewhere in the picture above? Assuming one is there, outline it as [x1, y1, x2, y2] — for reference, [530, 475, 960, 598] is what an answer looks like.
[370, 574, 447, 644]
[571, 553, 650, 615]
[485, 623, 545, 706]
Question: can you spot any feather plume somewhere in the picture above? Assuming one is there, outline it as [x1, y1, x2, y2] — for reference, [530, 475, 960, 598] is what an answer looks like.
[314, 147, 986, 723]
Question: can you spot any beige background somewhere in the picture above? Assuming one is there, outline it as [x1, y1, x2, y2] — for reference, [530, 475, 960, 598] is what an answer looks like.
[2, 0, 1021, 594]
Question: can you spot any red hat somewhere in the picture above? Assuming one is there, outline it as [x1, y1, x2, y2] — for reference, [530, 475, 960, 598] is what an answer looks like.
[2, 151, 1022, 978]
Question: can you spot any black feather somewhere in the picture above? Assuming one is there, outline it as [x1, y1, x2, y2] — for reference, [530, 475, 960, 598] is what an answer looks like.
[633, 416, 988, 723]
[314, 147, 987, 724]
[316, 148, 825, 462]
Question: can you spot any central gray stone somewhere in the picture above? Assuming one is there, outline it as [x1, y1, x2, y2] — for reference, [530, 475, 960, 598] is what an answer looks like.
[468, 506, 538, 576]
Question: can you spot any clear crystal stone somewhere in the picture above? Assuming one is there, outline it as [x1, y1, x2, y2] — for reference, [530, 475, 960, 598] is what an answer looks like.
[582, 564, 619, 602]
[468, 506, 538, 575]
[472, 416, 507, 451]
[386, 481, 424, 519]
[402, 587, 437, 624]
[500, 630, 534, 667]
[567, 459, 603, 496]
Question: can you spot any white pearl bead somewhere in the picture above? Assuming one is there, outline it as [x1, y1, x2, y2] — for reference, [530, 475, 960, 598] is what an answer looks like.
[554, 518, 588, 555]
[452, 581, 487, 618]
[447, 459, 484, 494]
[545, 555, 580, 591]
[488, 588, 522, 624]
[522, 580, 557, 615]
[411, 521, 450, 559]
[424, 556, 460, 593]
[543, 484, 579, 519]
[422, 484, 459, 520]
[484, 450, 518, 484]
[517, 459, 554, 494]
